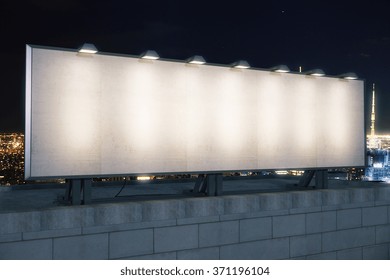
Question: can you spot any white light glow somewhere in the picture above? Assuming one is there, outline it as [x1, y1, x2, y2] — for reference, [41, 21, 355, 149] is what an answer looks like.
[137, 176, 151, 181]
[275, 69, 289, 73]
[344, 76, 357, 80]
[275, 170, 288, 175]
[373, 163, 383, 168]
[142, 55, 159, 60]
[311, 73, 325, 77]
[189, 60, 205, 65]
[79, 49, 97, 54]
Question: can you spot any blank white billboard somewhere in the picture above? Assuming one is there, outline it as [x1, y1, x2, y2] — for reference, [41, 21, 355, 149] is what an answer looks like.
[25, 45, 365, 179]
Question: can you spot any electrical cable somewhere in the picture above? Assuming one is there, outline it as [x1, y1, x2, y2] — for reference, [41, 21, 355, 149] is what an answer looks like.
[114, 177, 128, 197]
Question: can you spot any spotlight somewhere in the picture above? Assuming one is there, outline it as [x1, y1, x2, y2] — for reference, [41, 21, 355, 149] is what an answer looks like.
[232, 60, 250, 69]
[140, 50, 160, 60]
[186, 55, 206, 65]
[305, 69, 325, 77]
[78, 43, 98, 54]
[270, 65, 290, 73]
[338, 72, 358, 80]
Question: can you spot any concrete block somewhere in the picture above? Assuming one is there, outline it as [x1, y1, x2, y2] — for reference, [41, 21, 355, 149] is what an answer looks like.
[322, 227, 375, 252]
[0, 239, 52, 260]
[184, 197, 224, 218]
[109, 229, 153, 259]
[199, 221, 239, 247]
[306, 252, 337, 260]
[82, 219, 176, 235]
[177, 215, 219, 226]
[126, 252, 177, 260]
[93, 203, 142, 226]
[290, 234, 321, 258]
[337, 208, 361, 229]
[0, 211, 41, 234]
[349, 188, 375, 203]
[375, 186, 390, 202]
[291, 190, 322, 209]
[259, 193, 292, 211]
[362, 206, 388, 226]
[23, 227, 81, 240]
[142, 200, 185, 221]
[363, 244, 389, 260]
[389, 206, 390, 223]
[154, 225, 198, 253]
[0, 232, 22, 243]
[80, 207, 95, 227]
[240, 217, 272, 242]
[337, 248, 362, 260]
[321, 189, 350, 208]
[306, 211, 336, 234]
[41, 208, 83, 230]
[177, 247, 219, 260]
[53, 233, 108, 259]
[273, 214, 305, 238]
[220, 238, 289, 260]
[224, 195, 259, 214]
[375, 225, 390, 243]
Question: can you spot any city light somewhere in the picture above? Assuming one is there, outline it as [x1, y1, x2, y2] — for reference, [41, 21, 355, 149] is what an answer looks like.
[0, 133, 25, 185]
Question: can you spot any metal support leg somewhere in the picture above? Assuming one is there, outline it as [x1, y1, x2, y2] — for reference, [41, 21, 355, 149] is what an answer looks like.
[82, 179, 92, 204]
[298, 170, 315, 187]
[215, 174, 223, 196]
[193, 174, 205, 194]
[298, 170, 328, 189]
[71, 179, 81, 205]
[207, 174, 216, 196]
[315, 169, 328, 189]
[192, 173, 223, 196]
[62, 178, 92, 205]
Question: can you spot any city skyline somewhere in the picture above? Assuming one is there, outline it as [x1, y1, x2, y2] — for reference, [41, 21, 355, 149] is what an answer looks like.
[1, 1, 390, 133]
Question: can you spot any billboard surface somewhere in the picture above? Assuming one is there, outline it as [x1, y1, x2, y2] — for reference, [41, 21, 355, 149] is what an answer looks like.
[25, 45, 365, 179]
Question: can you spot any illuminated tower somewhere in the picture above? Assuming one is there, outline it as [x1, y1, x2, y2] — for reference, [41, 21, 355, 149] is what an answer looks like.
[370, 83, 376, 137]
[368, 83, 380, 149]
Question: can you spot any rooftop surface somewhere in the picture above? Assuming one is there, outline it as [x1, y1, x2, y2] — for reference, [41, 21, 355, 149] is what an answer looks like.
[0, 176, 387, 214]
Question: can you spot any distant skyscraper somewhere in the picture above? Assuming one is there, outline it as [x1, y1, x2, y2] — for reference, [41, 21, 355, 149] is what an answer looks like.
[370, 83, 376, 137]
[367, 84, 381, 149]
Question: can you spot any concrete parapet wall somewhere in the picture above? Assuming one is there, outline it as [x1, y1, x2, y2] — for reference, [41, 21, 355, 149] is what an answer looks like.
[0, 185, 390, 259]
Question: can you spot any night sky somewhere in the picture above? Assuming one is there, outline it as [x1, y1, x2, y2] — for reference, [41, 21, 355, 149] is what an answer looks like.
[1, 0, 390, 133]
